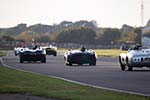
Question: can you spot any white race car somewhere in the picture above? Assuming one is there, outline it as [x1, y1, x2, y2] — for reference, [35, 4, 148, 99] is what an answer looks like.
[119, 45, 150, 71]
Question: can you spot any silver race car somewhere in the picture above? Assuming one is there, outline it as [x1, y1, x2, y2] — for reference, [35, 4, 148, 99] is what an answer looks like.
[19, 46, 46, 63]
[64, 46, 97, 66]
[119, 45, 150, 71]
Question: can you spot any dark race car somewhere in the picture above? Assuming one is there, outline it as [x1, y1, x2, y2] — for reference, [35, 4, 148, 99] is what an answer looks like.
[42, 45, 57, 56]
[64, 49, 97, 66]
[19, 46, 46, 63]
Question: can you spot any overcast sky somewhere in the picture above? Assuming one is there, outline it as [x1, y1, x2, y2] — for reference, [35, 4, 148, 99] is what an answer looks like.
[0, 0, 149, 28]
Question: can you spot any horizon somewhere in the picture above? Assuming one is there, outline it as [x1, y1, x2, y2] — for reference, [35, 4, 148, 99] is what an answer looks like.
[0, 19, 149, 29]
[0, 0, 150, 28]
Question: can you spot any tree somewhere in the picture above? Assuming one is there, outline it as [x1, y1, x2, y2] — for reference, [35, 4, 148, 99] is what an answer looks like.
[2, 35, 14, 42]
[16, 31, 39, 42]
[96, 28, 122, 45]
[37, 34, 51, 42]
[127, 31, 137, 42]
[56, 27, 96, 44]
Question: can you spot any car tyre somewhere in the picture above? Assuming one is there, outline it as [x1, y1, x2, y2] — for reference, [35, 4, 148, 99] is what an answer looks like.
[119, 56, 125, 71]
[89, 63, 92, 66]
[65, 60, 69, 66]
[121, 64, 125, 70]
[41, 56, 46, 63]
[68, 63, 72, 66]
[65, 61, 72, 66]
[89, 61, 96, 66]
[20, 57, 24, 63]
[78, 64, 82, 66]
[53, 52, 57, 56]
[92, 61, 96, 66]
[67, 61, 72, 66]
[128, 65, 133, 71]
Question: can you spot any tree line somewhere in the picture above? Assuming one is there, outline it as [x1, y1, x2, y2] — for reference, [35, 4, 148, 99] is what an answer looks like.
[0, 26, 142, 45]
[1, 20, 147, 45]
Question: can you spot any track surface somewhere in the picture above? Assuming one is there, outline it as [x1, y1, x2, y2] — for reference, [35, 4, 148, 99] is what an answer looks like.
[2, 51, 150, 96]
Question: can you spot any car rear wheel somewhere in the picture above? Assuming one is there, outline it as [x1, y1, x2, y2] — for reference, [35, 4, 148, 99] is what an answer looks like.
[78, 64, 82, 66]
[65, 61, 72, 66]
[89, 61, 96, 66]
[20, 58, 24, 63]
[41, 56, 46, 63]
[89, 63, 92, 66]
[53, 52, 57, 56]
[119, 56, 125, 71]
[41, 59, 46, 63]
[68, 62, 72, 66]
[128, 65, 133, 71]
[65, 62, 68, 66]
[121, 64, 125, 70]
[92, 61, 96, 66]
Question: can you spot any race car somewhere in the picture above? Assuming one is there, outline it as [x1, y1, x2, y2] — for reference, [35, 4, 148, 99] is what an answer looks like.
[19, 46, 46, 63]
[64, 47, 97, 66]
[119, 45, 150, 71]
[41, 45, 57, 56]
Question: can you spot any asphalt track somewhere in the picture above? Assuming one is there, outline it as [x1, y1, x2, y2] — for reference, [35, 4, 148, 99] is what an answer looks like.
[2, 51, 150, 96]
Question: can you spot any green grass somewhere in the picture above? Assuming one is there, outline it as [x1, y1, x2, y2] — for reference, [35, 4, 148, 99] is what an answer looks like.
[1, 48, 127, 58]
[95, 49, 127, 57]
[58, 48, 67, 52]
[0, 51, 7, 57]
[58, 48, 127, 57]
[0, 67, 149, 100]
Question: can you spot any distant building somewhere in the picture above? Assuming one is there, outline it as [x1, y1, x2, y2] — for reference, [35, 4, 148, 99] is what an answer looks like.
[142, 26, 150, 46]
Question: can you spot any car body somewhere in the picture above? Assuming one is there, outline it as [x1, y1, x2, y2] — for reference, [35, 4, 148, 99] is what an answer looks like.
[119, 46, 150, 71]
[19, 46, 46, 63]
[14, 47, 24, 56]
[41, 45, 57, 56]
[64, 49, 97, 66]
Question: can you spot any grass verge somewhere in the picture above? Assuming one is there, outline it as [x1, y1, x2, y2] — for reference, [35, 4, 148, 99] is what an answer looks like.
[0, 51, 7, 57]
[95, 49, 127, 57]
[58, 49, 127, 58]
[0, 66, 149, 100]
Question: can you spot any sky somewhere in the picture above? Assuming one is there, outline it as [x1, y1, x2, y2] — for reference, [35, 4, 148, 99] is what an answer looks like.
[0, 0, 149, 28]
